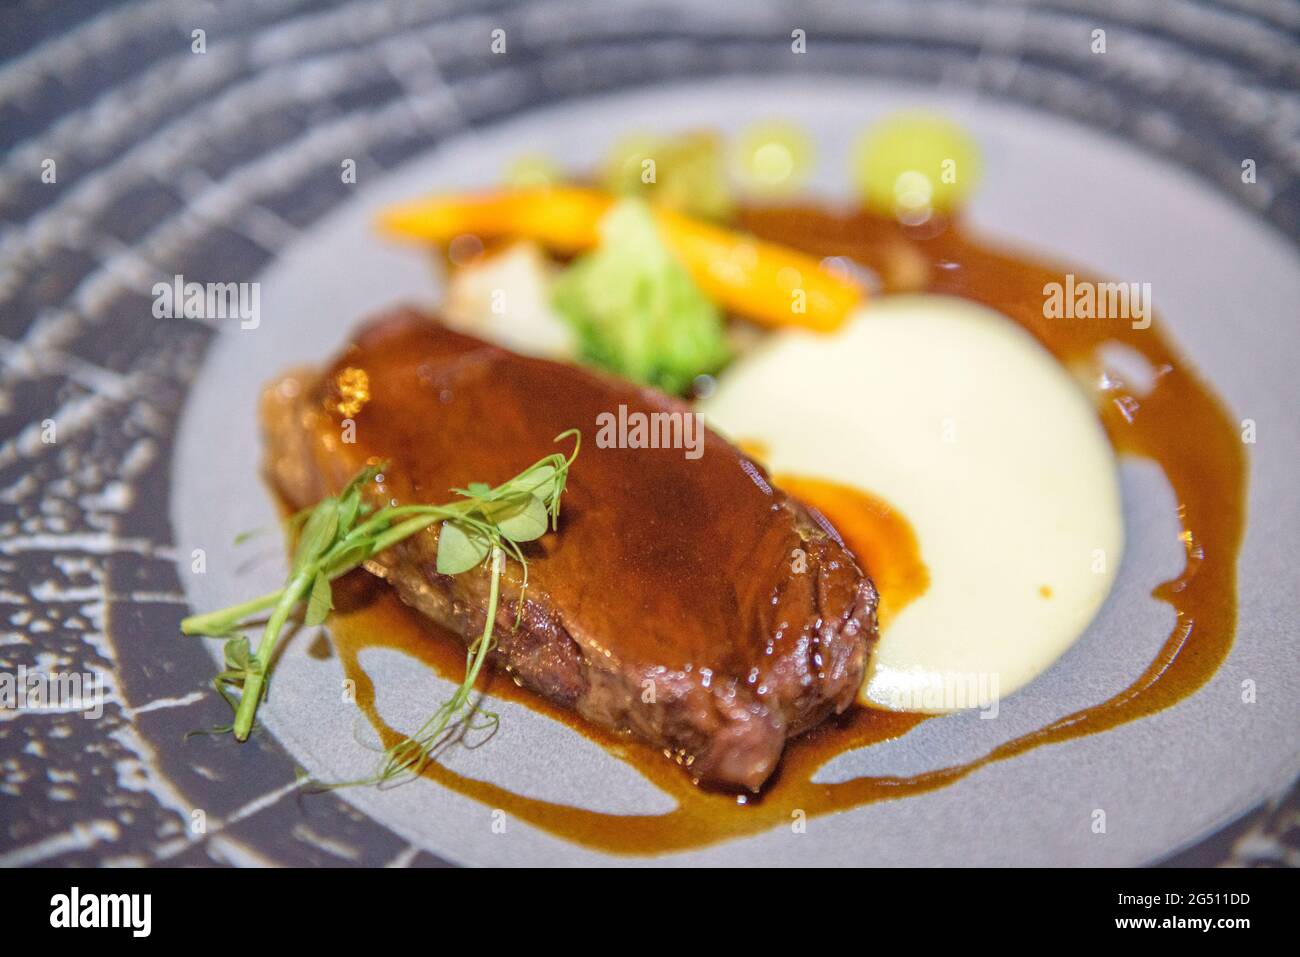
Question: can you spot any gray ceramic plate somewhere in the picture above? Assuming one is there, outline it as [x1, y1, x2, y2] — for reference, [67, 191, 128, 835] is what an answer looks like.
[169, 80, 1300, 866]
[3, 0, 1298, 868]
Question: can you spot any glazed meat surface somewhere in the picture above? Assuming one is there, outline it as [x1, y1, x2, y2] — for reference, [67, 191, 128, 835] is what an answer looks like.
[260, 308, 878, 790]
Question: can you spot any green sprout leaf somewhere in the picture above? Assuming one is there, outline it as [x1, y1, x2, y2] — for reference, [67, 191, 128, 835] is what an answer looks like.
[488, 493, 549, 543]
[223, 636, 253, 673]
[511, 463, 557, 498]
[304, 573, 333, 627]
[293, 500, 338, 571]
[436, 520, 491, 574]
[337, 491, 361, 535]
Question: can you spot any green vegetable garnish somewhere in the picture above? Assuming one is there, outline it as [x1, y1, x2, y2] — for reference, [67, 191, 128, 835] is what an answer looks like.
[551, 199, 732, 395]
[600, 130, 733, 221]
[182, 430, 580, 784]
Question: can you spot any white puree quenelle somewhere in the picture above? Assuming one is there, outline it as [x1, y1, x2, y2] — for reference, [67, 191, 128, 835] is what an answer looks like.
[700, 294, 1124, 713]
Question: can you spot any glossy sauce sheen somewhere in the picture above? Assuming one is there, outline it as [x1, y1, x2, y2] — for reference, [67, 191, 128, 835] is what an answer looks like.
[312, 321, 855, 677]
[329, 206, 1245, 854]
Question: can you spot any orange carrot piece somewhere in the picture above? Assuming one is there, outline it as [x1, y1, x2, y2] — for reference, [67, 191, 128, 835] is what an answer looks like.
[377, 187, 612, 254]
[653, 208, 861, 333]
[377, 187, 864, 332]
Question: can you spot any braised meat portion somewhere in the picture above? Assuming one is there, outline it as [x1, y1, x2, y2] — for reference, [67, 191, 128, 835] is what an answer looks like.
[260, 308, 877, 790]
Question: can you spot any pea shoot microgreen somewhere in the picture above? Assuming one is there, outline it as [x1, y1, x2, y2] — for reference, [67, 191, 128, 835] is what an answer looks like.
[181, 429, 581, 783]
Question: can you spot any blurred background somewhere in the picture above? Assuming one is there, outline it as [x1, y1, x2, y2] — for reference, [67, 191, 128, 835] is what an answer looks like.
[2, 0, 1297, 428]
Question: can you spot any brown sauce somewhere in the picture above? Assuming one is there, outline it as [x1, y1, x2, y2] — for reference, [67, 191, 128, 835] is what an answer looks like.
[773, 474, 929, 632]
[328, 206, 1245, 854]
[330, 584, 931, 855]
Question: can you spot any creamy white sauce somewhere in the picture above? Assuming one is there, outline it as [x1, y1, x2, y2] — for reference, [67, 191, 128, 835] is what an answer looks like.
[701, 294, 1124, 713]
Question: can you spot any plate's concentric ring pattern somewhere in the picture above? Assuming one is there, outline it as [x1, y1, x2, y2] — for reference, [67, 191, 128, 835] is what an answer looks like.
[1, 0, 1296, 866]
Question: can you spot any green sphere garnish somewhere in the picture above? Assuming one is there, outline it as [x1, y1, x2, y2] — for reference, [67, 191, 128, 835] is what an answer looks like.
[852, 112, 981, 220]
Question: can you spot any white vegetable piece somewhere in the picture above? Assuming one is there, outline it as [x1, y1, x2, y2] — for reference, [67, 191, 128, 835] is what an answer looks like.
[444, 241, 576, 359]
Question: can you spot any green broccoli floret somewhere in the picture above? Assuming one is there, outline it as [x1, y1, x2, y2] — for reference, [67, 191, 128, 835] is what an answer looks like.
[551, 199, 732, 395]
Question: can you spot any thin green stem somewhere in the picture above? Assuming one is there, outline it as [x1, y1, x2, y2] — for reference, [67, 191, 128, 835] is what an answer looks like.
[180, 589, 283, 635]
[381, 546, 502, 782]
[366, 509, 459, 554]
[233, 569, 311, 741]
[182, 509, 460, 638]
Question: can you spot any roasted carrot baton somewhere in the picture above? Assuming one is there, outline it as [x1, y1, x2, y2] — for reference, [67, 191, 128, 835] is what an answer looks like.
[377, 186, 863, 332]
[378, 187, 610, 254]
